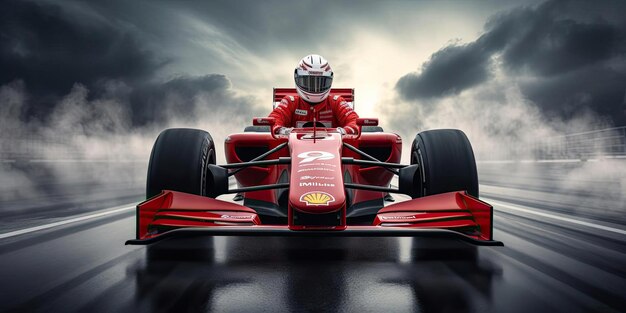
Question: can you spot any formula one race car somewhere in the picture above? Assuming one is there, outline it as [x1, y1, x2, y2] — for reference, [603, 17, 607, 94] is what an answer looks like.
[126, 88, 502, 246]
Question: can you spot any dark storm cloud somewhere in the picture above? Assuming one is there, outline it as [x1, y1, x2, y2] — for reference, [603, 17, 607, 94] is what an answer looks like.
[489, 0, 624, 77]
[129, 74, 259, 126]
[153, 0, 383, 55]
[396, 0, 626, 125]
[0, 0, 165, 97]
[84, 0, 397, 68]
[0, 0, 260, 127]
[520, 67, 626, 120]
[395, 42, 495, 100]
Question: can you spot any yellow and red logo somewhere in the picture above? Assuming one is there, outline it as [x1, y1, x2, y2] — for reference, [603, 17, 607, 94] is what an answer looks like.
[299, 191, 335, 206]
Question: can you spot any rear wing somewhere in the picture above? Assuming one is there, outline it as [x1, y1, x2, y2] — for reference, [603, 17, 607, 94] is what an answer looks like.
[273, 88, 354, 109]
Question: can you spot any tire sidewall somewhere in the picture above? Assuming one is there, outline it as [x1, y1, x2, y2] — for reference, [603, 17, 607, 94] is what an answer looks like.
[146, 128, 216, 199]
[410, 129, 478, 198]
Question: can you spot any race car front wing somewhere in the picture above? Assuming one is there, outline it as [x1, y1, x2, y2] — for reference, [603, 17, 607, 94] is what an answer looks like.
[126, 190, 502, 246]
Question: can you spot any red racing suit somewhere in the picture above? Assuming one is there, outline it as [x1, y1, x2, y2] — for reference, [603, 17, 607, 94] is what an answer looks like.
[269, 94, 359, 134]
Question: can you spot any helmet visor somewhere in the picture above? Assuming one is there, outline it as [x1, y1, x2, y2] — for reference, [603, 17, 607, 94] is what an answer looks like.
[295, 75, 332, 94]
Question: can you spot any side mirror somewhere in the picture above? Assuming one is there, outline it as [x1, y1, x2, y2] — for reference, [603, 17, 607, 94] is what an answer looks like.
[253, 117, 275, 126]
[356, 118, 378, 126]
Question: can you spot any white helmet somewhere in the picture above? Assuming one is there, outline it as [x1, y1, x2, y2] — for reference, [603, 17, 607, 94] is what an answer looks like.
[294, 54, 333, 103]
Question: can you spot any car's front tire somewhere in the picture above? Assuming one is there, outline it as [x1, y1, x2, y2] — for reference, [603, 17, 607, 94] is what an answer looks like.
[410, 129, 478, 198]
[146, 128, 216, 199]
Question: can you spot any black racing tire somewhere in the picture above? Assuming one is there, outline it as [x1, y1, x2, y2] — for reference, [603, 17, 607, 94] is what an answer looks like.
[146, 128, 216, 199]
[244, 126, 271, 132]
[410, 129, 478, 198]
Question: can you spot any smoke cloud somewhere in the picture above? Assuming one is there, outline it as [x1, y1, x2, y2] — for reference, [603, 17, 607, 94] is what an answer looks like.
[0, 77, 264, 213]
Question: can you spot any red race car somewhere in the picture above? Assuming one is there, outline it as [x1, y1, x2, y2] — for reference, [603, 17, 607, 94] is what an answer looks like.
[126, 88, 502, 246]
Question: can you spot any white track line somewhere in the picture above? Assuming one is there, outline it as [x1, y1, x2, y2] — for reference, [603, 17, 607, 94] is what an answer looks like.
[0, 203, 136, 240]
[484, 198, 626, 236]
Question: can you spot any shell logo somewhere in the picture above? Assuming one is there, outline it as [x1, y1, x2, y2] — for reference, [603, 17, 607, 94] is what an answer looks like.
[299, 191, 335, 206]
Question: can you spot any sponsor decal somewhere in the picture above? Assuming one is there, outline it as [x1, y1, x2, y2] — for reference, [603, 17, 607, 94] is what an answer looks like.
[300, 191, 335, 206]
[289, 95, 295, 101]
[298, 151, 335, 164]
[295, 109, 308, 116]
[320, 110, 332, 115]
[380, 215, 417, 220]
[333, 95, 339, 100]
[300, 176, 334, 180]
[299, 162, 336, 168]
[299, 182, 335, 187]
[280, 99, 288, 105]
[255, 118, 273, 125]
[362, 119, 377, 125]
[297, 167, 335, 173]
[220, 214, 253, 219]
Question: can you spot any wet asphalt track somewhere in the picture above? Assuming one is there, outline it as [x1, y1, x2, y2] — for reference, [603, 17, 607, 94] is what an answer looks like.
[1, 168, 625, 312]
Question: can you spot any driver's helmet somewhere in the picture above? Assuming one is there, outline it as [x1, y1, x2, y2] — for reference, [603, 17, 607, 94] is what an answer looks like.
[294, 54, 333, 104]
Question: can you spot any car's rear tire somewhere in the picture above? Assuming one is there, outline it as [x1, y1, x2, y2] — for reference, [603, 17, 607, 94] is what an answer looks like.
[410, 129, 478, 198]
[146, 128, 216, 199]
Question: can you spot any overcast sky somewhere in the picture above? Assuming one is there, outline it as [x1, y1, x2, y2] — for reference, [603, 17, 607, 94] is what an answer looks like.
[1, 0, 625, 133]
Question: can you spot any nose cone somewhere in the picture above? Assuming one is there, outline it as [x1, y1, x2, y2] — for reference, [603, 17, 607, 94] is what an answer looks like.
[288, 133, 345, 214]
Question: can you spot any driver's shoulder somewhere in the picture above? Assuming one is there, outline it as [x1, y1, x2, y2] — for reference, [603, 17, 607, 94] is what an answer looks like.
[281, 94, 299, 103]
[329, 94, 349, 109]
[330, 94, 345, 102]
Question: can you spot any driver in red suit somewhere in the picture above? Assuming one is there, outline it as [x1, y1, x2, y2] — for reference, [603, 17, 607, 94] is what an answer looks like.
[269, 54, 359, 135]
